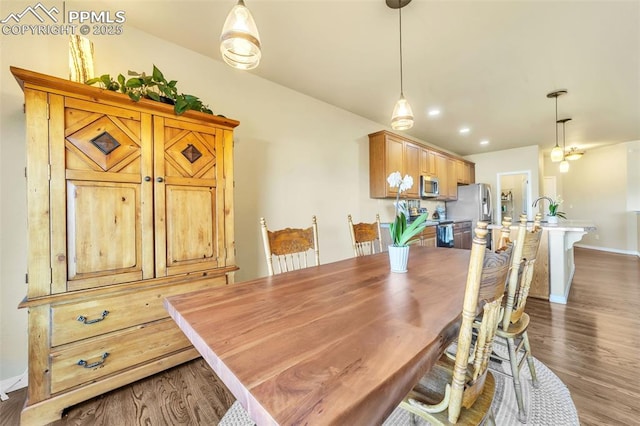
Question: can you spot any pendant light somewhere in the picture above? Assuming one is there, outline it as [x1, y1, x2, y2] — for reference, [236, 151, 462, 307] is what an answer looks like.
[388, 0, 414, 131]
[220, 0, 261, 70]
[558, 118, 571, 173]
[547, 90, 567, 162]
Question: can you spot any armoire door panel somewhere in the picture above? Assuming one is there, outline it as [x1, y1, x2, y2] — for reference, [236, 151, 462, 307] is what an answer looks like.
[66, 181, 143, 290]
[164, 185, 218, 274]
[154, 116, 223, 277]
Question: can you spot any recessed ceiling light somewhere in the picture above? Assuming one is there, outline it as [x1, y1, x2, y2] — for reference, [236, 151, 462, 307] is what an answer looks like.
[480, 140, 489, 145]
[459, 127, 470, 134]
[428, 109, 441, 117]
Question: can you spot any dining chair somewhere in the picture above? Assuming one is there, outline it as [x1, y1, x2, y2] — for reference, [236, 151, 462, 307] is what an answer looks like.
[493, 213, 543, 422]
[347, 214, 383, 257]
[260, 216, 320, 276]
[400, 222, 513, 425]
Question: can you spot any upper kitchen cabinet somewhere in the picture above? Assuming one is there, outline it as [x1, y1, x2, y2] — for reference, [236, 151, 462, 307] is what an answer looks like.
[456, 159, 475, 185]
[420, 148, 437, 176]
[434, 154, 458, 201]
[369, 130, 475, 199]
[369, 130, 419, 198]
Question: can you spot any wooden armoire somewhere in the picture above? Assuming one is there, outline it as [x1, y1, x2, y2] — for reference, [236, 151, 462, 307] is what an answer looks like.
[11, 67, 239, 424]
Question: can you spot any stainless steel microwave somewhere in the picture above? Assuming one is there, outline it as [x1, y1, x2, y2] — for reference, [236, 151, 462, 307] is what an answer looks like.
[420, 175, 439, 198]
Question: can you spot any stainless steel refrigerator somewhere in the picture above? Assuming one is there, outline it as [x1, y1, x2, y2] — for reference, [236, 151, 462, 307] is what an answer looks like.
[446, 183, 493, 243]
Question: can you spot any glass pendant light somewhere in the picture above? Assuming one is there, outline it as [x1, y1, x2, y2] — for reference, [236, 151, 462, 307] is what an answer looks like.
[558, 118, 571, 173]
[389, 0, 413, 131]
[547, 90, 567, 162]
[220, 0, 261, 70]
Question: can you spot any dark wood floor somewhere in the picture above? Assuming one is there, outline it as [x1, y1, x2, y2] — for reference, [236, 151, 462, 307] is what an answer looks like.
[525, 247, 640, 425]
[1, 248, 638, 425]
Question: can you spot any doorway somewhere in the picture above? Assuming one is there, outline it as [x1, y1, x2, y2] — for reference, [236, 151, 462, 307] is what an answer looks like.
[496, 171, 532, 224]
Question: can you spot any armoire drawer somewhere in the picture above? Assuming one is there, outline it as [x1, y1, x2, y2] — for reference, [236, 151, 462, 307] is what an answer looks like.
[50, 318, 191, 394]
[51, 276, 226, 347]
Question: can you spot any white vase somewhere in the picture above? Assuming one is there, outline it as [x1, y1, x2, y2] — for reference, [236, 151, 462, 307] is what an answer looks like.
[388, 245, 410, 273]
[547, 215, 559, 224]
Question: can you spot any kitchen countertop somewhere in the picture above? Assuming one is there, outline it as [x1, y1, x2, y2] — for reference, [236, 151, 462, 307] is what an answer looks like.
[487, 220, 596, 232]
[381, 218, 472, 228]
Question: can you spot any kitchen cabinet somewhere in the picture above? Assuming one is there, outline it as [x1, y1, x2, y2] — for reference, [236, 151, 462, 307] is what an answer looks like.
[406, 225, 436, 247]
[456, 160, 473, 185]
[369, 130, 419, 198]
[404, 141, 420, 198]
[12, 66, 239, 425]
[453, 221, 472, 249]
[446, 158, 458, 199]
[420, 148, 437, 176]
[435, 154, 458, 201]
[369, 130, 474, 200]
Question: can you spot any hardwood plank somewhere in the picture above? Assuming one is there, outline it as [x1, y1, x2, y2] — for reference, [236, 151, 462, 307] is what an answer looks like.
[2, 248, 637, 425]
[526, 248, 640, 426]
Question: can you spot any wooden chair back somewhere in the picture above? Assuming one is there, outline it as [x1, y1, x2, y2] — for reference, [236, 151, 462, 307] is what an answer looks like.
[496, 216, 513, 249]
[260, 216, 320, 276]
[502, 213, 543, 328]
[348, 214, 383, 257]
[401, 221, 513, 424]
[449, 222, 513, 420]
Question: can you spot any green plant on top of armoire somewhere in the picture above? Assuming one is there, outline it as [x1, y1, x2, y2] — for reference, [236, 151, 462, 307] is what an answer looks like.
[85, 65, 213, 115]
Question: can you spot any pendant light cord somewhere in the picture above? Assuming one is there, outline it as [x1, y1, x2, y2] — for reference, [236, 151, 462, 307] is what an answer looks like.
[562, 120, 566, 159]
[555, 96, 559, 148]
[398, 0, 404, 97]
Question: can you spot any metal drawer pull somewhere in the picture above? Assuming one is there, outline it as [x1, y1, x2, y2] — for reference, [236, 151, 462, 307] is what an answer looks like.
[77, 352, 109, 368]
[77, 310, 109, 324]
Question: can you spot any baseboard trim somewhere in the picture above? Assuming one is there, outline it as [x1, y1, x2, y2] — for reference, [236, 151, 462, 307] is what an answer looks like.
[574, 244, 638, 256]
[0, 370, 28, 401]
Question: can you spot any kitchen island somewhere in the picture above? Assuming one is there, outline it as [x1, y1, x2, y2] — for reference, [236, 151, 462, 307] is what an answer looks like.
[491, 220, 597, 304]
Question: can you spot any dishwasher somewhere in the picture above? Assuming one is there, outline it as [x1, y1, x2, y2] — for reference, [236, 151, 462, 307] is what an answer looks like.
[436, 221, 454, 248]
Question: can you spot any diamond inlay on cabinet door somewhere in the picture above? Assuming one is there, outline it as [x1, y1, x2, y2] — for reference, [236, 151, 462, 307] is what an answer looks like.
[181, 144, 202, 164]
[165, 131, 215, 178]
[91, 132, 121, 155]
[66, 115, 141, 171]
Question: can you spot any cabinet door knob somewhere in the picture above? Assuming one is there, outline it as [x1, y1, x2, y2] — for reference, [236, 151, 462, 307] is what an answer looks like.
[144, 176, 151, 182]
[157, 177, 164, 183]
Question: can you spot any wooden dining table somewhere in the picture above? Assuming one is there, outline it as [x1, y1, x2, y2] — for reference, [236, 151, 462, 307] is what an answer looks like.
[164, 246, 471, 425]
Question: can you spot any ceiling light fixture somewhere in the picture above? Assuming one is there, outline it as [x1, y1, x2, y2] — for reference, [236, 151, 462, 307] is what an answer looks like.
[558, 118, 571, 173]
[480, 140, 489, 145]
[565, 147, 585, 161]
[388, 0, 413, 131]
[220, 0, 261, 70]
[428, 109, 441, 117]
[547, 90, 567, 162]
[459, 127, 470, 134]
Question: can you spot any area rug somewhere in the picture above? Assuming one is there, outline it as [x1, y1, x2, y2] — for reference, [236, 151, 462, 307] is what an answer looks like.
[219, 343, 579, 425]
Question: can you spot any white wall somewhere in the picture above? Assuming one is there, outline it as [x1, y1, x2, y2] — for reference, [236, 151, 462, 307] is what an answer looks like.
[1, 25, 451, 381]
[545, 141, 638, 254]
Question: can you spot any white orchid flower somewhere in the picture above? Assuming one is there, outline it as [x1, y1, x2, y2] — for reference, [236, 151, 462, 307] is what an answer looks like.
[387, 171, 403, 188]
[399, 174, 413, 192]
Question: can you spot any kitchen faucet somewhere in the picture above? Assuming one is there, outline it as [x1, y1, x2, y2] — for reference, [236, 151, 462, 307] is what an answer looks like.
[532, 196, 553, 208]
